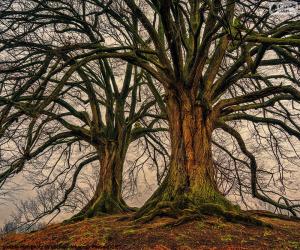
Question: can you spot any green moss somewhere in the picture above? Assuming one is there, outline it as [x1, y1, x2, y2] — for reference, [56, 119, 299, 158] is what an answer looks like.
[122, 227, 148, 235]
[175, 233, 192, 243]
[122, 229, 138, 235]
[221, 234, 233, 242]
[95, 228, 112, 247]
[187, 184, 240, 213]
[196, 221, 205, 230]
[241, 239, 248, 244]
[134, 172, 269, 229]
[68, 192, 132, 222]
[263, 229, 273, 237]
[63, 214, 85, 224]
[212, 219, 228, 229]
[288, 241, 300, 249]
[199, 203, 225, 216]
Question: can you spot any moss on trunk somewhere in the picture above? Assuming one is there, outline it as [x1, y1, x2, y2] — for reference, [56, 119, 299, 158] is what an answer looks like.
[71, 141, 132, 222]
[134, 88, 263, 226]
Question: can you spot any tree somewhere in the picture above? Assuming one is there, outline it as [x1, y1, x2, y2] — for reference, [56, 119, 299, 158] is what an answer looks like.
[1, 0, 300, 225]
[1, 199, 46, 234]
[77, 0, 300, 221]
[0, 0, 168, 221]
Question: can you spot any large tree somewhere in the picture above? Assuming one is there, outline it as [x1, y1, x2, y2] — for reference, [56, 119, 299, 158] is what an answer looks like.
[85, 0, 300, 221]
[0, 0, 167, 221]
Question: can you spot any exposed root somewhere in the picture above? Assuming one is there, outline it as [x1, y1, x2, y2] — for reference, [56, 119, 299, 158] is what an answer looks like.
[133, 175, 271, 228]
[116, 214, 134, 222]
[63, 214, 86, 224]
[134, 201, 271, 228]
[134, 200, 195, 224]
[223, 211, 272, 227]
[164, 209, 204, 227]
[246, 210, 300, 222]
[196, 204, 271, 227]
[135, 206, 179, 224]
[64, 193, 134, 224]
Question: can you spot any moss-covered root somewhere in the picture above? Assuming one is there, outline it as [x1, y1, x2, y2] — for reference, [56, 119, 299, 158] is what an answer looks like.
[198, 203, 271, 227]
[85, 193, 132, 217]
[164, 209, 204, 227]
[134, 188, 235, 224]
[167, 204, 273, 228]
[224, 211, 272, 228]
[135, 203, 272, 228]
[134, 201, 184, 224]
[64, 194, 134, 224]
[63, 214, 85, 224]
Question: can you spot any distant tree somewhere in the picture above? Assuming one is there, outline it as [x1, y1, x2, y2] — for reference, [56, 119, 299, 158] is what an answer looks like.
[0, 221, 17, 234]
[1, 211, 46, 234]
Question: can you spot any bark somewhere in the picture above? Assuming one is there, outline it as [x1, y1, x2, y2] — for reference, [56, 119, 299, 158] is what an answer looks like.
[70, 98, 135, 220]
[135, 86, 236, 219]
[73, 140, 132, 219]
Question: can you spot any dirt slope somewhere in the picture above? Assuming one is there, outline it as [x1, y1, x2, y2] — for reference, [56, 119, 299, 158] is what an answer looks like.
[1, 212, 300, 249]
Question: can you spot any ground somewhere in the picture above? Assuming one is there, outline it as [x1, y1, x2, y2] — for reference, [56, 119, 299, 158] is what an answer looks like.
[1, 212, 300, 249]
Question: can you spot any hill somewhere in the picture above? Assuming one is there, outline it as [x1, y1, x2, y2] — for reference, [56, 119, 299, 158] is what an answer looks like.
[1, 212, 300, 249]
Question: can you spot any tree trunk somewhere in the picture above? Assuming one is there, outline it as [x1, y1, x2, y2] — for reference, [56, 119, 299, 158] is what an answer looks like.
[74, 140, 132, 219]
[135, 87, 236, 219]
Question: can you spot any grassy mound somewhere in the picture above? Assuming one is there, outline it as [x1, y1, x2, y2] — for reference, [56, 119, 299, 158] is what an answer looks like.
[1, 212, 300, 249]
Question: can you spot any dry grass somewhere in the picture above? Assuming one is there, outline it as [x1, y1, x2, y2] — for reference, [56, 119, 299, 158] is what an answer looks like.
[1, 212, 300, 249]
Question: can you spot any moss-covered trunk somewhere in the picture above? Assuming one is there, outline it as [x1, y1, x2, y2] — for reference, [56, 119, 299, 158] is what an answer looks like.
[165, 88, 223, 204]
[74, 140, 131, 219]
[136, 87, 235, 219]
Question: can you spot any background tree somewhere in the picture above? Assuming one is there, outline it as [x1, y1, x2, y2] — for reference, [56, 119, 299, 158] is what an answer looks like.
[0, 0, 168, 222]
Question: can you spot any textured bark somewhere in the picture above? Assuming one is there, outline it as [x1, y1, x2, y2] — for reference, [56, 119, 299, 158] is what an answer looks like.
[135, 87, 235, 219]
[73, 140, 132, 220]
